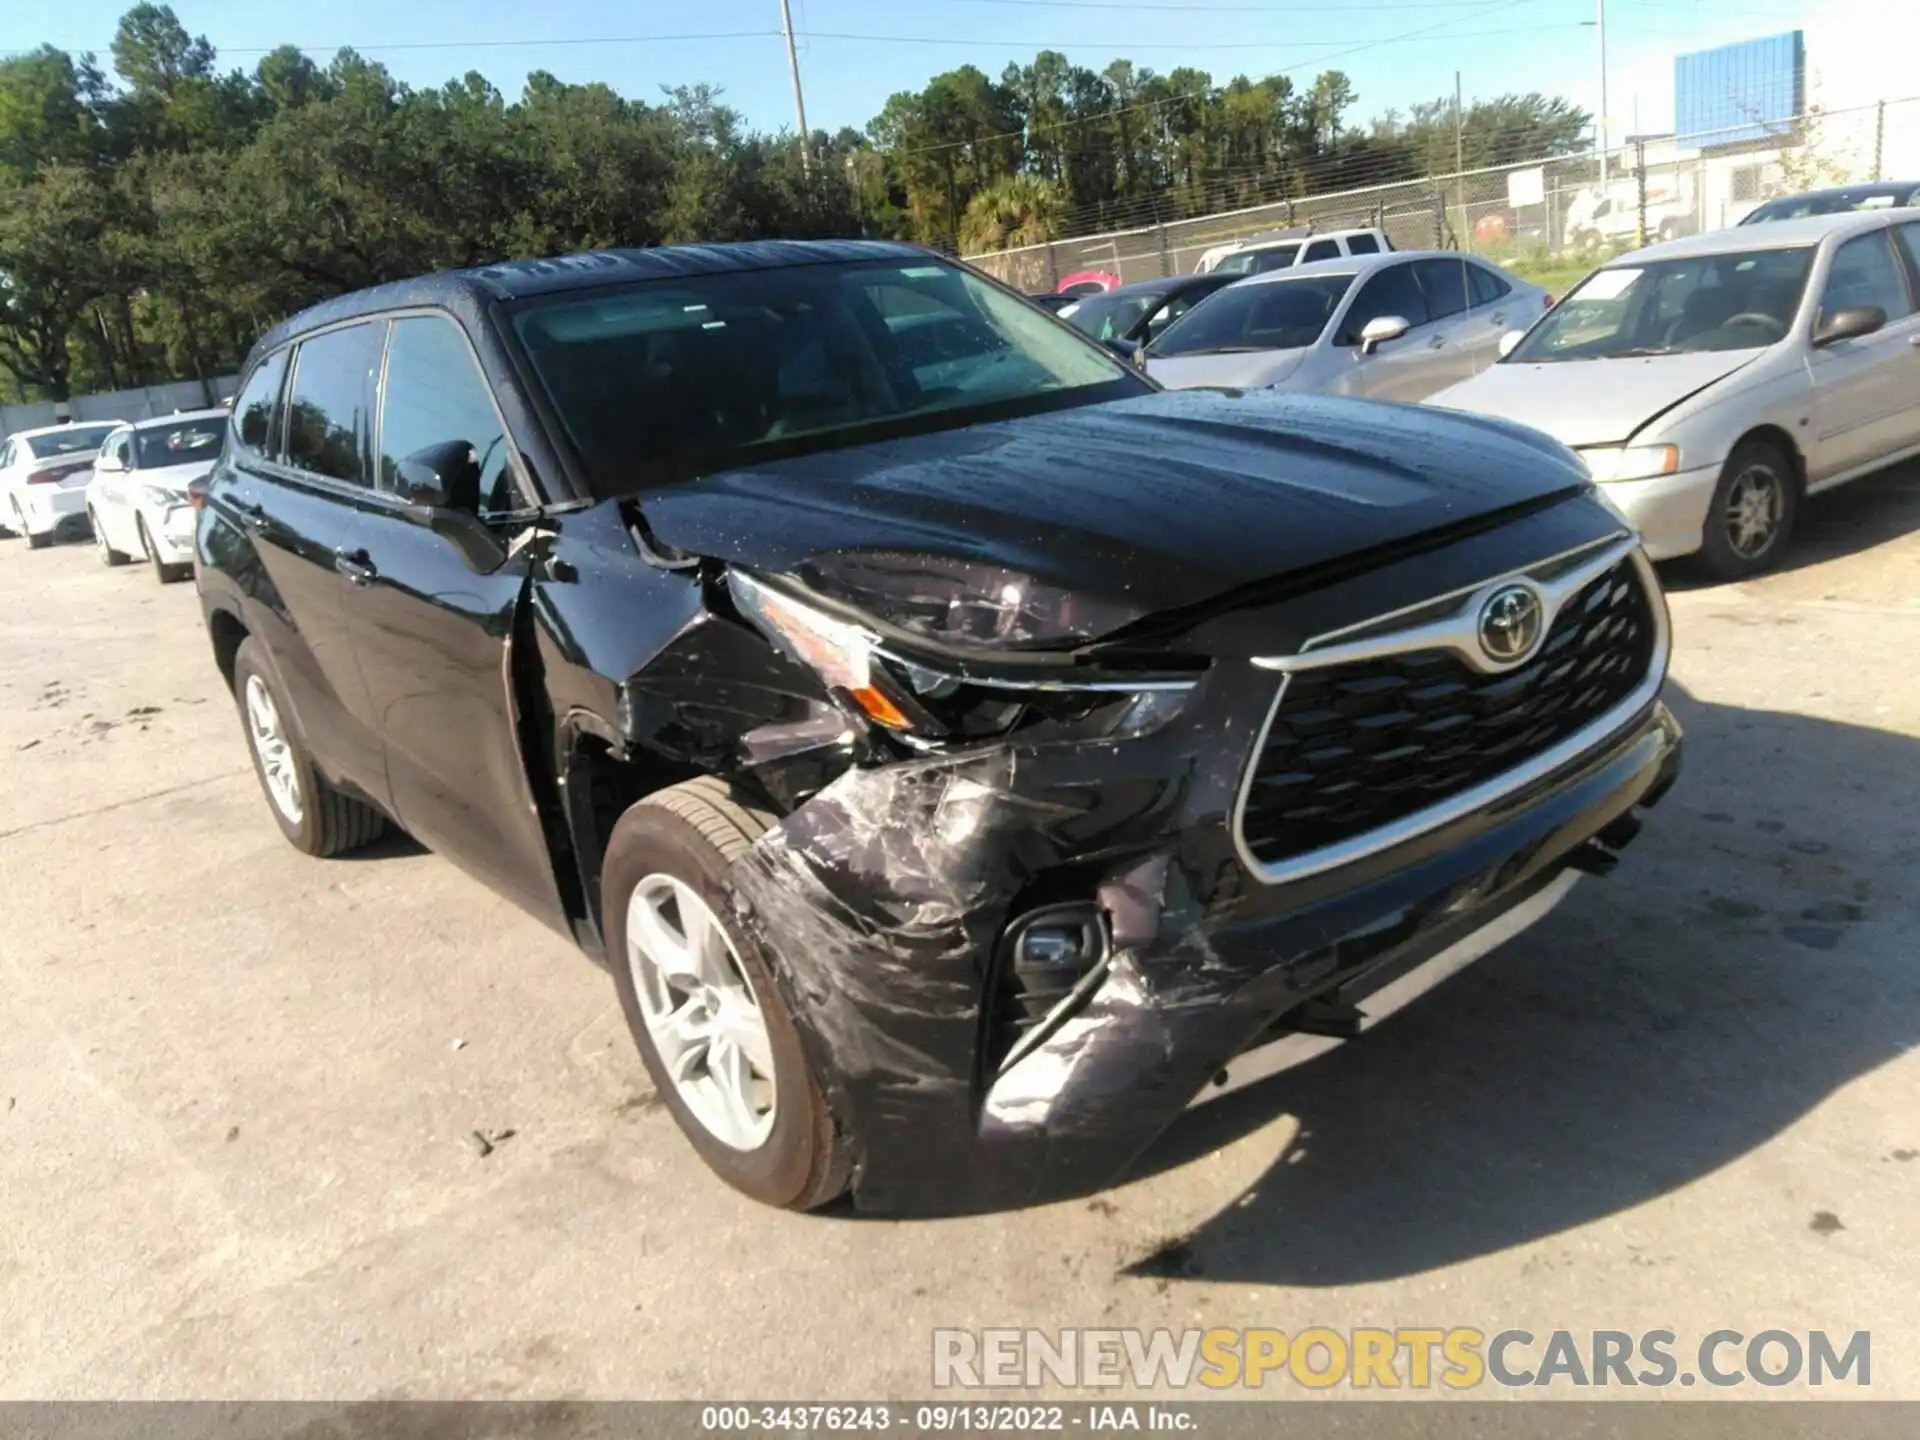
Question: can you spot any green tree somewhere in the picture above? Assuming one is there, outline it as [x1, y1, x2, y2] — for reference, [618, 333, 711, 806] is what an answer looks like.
[959, 172, 1065, 253]
[0, 164, 119, 398]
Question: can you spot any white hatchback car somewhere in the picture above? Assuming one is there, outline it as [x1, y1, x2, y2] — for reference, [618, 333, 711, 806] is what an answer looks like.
[1428, 210, 1920, 579]
[85, 408, 229, 581]
[1146, 251, 1551, 403]
[0, 421, 121, 548]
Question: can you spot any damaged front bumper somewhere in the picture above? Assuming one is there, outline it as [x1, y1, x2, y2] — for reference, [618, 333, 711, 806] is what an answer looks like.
[724, 651, 1683, 1215]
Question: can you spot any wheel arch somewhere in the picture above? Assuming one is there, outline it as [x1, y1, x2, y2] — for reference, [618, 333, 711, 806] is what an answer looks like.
[555, 719, 708, 961]
[207, 605, 251, 693]
[1730, 423, 1807, 492]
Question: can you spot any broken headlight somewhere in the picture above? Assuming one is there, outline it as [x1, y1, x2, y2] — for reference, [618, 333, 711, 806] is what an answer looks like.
[730, 571, 1197, 744]
[795, 551, 1145, 648]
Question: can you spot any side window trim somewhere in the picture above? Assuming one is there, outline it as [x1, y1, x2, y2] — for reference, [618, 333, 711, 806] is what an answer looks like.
[372, 307, 534, 516]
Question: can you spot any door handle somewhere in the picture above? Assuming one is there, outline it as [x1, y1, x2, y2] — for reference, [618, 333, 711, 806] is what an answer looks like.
[231, 497, 268, 532]
[334, 548, 377, 587]
[1491, 313, 1508, 326]
[1429, 335, 1448, 349]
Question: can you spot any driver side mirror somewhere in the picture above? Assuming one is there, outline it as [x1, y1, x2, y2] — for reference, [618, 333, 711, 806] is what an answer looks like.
[1498, 330, 1527, 359]
[394, 439, 482, 511]
[1358, 315, 1411, 355]
[1103, 337, 1145, 366]
[97, 454, 125, 473]
[392, 439, 507, 573]
[1812, 305, 1886, 348]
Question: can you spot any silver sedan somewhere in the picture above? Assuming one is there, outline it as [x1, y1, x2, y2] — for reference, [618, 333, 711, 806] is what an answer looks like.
[1428, 210, 1920, 580]
[1144, 250, 1551, 403]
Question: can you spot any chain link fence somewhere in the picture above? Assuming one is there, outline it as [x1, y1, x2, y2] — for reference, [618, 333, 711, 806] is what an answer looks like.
[966, 96, 1920, 292]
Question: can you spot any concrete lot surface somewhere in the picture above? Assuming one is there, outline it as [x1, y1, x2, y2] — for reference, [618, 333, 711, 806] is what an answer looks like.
[2, 470, 1917, 1402]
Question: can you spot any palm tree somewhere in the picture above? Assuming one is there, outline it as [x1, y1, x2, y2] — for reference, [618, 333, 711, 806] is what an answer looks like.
[958, 172, 1066, 253]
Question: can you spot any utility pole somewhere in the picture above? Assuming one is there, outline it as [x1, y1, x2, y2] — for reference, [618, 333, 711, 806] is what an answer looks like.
[1454, 71, 1466, 244]
[1596, 0, 1609, 180]
[1634, 135, 1648, 247]
[779, 0, 812, 176]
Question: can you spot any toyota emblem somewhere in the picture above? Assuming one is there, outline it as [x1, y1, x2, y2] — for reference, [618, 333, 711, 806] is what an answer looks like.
[1478, 584, 1544, 664]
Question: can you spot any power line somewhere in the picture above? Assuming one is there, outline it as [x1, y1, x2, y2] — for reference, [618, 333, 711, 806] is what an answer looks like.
[40, 0, 1556, 62]
[36, 31, 787, 59]
[804, 23, 1582, 50]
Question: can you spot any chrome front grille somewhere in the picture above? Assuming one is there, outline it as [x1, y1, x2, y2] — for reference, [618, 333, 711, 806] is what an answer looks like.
[1233, 538, 1666, 884]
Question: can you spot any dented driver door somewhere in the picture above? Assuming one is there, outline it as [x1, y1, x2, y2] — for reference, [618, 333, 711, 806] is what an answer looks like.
[339, 313, 571, 933]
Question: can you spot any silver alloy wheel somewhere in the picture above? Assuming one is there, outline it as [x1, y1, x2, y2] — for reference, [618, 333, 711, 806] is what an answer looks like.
[626, 873, 777, 1151]
[1725, 463, 1785, 559]
[244, 673, 303, 825]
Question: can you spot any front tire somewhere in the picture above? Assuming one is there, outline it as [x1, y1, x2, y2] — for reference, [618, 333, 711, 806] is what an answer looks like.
[230, 638, 386, 857]
[138, 516, 190, 583]
[1696, 439, 1798, 582]
[603, 777, 848, 1211]
[91, 509, 130, 566]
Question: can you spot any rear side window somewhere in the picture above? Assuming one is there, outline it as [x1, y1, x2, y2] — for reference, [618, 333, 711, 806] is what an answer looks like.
[1303, 239, 1341, 263]
[1467, 264, 1512, 306]
[1339, 262, 1430, 344]
[233, 349, 290, 459]
[378, 315, 517, 513]
[1415, 259, 1473, 321]
[1346, 234, 1381, 255]
[285, 323, 384, 485]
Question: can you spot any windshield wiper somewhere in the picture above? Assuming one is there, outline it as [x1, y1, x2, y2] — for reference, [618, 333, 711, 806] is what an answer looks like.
[1610, 345, 1681, 358]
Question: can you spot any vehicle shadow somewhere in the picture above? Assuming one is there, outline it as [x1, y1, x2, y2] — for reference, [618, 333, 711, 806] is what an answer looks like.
[334, 827, 428, 861]
[1661, 456, 1920, 592]
[1118, 679, 1919, 1286]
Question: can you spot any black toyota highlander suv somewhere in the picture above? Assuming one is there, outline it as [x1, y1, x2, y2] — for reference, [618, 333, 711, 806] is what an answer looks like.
[196, 240, 1681, 1214]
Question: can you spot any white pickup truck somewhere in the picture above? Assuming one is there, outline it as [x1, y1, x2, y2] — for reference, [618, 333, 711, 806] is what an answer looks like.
[1195, 226, 1395, 276]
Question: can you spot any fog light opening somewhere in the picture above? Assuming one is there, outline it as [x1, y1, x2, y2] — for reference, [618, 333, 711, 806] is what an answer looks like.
[990, 903, 1112, 1077]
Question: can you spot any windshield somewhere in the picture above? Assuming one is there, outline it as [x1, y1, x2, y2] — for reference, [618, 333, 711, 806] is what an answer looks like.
[1059, 292, 1158, 342]
[1148, 273, 1355, 358]
[26, 424, 116, 459]
[510, 258, 1145, 492]
[1214, 243, 1301, 276]
[1510, 248, 1814, 362]
[135, 416, 227, 469]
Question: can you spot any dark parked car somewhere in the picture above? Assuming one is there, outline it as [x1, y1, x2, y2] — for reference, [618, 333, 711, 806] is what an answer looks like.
[1027, 292, 1078, 314]
[196, 240, 1681, 1214]
[1740, 182, 1920, 225]
[1056, 272, 1243, 349]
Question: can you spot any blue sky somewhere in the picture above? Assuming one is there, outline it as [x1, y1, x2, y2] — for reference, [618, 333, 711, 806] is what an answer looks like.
[13, 0, 1831, 141]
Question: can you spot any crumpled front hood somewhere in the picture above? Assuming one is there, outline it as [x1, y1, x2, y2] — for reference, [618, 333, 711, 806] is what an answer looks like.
[636, 389, 1592, 640]
[1428, 350, 1763, 448]
[1145, 349, 1309, 392]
